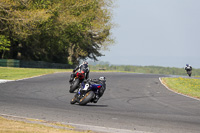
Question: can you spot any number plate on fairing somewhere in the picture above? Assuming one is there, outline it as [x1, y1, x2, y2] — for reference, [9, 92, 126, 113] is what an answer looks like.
[83, 83, 89, 90]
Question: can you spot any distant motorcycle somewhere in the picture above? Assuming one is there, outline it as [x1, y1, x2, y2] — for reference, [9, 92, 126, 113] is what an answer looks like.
[185, 65, 192, 77]
[70, 78, 106, 105]
[69, 71, 85, 93]
[186, 70, 192, 77]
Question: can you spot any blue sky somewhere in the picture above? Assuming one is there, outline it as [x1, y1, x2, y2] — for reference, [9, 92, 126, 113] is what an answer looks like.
[95, 0, 200, 68]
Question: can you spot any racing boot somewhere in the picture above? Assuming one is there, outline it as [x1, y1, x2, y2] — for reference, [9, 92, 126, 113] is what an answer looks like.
[93, 95, 100, 103]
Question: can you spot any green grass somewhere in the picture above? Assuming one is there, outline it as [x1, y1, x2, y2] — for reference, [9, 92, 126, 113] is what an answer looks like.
[162, 77, 200, 99]
[0, 67, 72, 80]
[0, 116, 94, 133]
[0, 67, 128, 80]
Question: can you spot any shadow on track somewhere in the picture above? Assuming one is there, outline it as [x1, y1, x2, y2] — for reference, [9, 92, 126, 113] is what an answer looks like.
[72, 104, 108, 107]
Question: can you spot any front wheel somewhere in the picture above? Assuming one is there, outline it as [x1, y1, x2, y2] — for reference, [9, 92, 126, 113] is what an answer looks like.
[187, 71, 192, 77]
[70, 96, 77, 104]
[188, 73, 192, 77]
[79, 91, 95, 105]
[69, 79, 80, 93]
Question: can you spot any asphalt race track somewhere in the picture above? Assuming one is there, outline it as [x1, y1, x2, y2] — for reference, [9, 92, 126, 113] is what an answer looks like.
[0, 72, 200, 133]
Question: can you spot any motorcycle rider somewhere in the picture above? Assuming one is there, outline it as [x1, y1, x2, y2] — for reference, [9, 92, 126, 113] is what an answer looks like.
[185, 64, 192, 76]
[69, 61, 90, 83]
[92, 77, 106, 103]
[81, 77, 106, 103]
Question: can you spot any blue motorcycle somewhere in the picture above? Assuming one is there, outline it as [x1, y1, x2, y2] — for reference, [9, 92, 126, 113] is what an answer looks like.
[70, 77, 106, 105]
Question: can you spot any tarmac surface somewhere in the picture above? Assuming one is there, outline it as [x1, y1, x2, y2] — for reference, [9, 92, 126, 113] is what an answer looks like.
[0, 72, 200, 133]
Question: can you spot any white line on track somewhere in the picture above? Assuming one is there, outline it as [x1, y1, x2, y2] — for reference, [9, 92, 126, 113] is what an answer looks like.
[0, 74, 47, 84]
[0, 72, 68, 84]
[66, 122, 151, 133]
[0, 79, 14, 84]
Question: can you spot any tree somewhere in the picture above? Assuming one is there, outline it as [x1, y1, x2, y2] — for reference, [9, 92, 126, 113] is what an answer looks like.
[0, 35, 10, 59]
[0, 0, 55, 59]
[59, 0, 115, 64]
[0, 0, 115, 65]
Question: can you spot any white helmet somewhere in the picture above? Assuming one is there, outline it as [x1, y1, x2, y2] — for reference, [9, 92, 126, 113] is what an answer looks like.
[99, 77, 106, 81]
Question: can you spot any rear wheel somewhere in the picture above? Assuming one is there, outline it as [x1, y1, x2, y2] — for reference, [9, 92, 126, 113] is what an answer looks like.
[69, 79, 79, 93]
[79, 91, 95, 105]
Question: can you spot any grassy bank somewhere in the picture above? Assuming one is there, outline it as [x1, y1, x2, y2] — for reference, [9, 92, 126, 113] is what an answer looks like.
[0, 67, 72, 80]
[1, 66, 200, 80]
[161, 77, 200, 99]
[0, 67, 125, 80]
[0, 116, 93, 133]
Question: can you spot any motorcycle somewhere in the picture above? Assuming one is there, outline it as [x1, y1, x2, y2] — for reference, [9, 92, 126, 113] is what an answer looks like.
[185, 66, 192, 77]
[70, 78, 106, 105]
[69, 70, 85, 93]
[186, 70, 192, 77]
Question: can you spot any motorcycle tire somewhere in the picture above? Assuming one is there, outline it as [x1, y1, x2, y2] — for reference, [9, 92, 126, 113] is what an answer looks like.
[79, 91, 95, 105]
[70, 96, 77, 104]
[69, 79, 80, 93]
[187, 71, 192, 77]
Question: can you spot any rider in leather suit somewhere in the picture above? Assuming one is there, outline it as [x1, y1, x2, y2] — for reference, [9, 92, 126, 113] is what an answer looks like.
[81, 77, 106, 103]
[69, 61, 90, 83]
[185, 64, 192, 77]
[185, 64, 192, 72]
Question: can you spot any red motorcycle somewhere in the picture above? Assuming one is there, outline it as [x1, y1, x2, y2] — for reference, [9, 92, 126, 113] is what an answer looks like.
[69, 70, 85, 93]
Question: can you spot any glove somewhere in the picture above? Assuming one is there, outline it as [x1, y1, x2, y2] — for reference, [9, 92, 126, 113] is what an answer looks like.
[73, 70, 76, 73]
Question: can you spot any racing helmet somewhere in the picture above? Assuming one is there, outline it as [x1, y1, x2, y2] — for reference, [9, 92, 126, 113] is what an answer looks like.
[99, 77, 106, 81]
[81, 61, 89, 73]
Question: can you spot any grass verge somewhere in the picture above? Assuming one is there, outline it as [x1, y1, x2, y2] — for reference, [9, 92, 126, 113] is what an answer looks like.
[0, 116, 93, 133]
[0, 67, 123, 80]
[161, 77, 200, 99]
[0, 67, 72, 80]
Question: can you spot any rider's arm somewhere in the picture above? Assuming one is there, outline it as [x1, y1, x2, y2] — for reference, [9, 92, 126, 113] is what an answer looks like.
[184, 66, 187, 70]
[73, 65, 81, 72]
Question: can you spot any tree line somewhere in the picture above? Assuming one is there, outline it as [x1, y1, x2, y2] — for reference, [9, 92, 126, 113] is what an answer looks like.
[0, 0, 115, 65]
[89, 62, 200, 76]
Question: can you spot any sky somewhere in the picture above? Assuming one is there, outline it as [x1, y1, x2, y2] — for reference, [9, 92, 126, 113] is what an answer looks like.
[92, 0, 200, 68]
